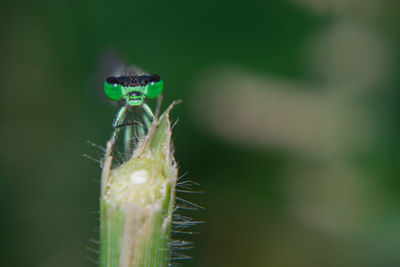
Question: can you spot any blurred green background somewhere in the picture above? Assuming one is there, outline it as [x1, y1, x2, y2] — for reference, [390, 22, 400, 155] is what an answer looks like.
[1, 0, 400, 266]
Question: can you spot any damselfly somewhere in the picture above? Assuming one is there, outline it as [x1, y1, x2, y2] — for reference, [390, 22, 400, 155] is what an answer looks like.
[104, 66, 163, 154]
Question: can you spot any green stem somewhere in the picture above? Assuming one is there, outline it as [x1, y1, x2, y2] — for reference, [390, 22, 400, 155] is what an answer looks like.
[99, 102, 178, 267]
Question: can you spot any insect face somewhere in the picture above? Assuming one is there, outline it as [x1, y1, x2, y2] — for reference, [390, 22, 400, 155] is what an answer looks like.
[104, 74, 163, 105]
[123, 86, 145, 106]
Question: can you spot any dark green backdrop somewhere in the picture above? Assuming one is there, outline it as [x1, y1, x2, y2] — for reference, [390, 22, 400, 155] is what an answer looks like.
[1, 0, 399, 266]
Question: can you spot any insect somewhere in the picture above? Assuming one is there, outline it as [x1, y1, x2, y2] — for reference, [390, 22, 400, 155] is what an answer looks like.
[104, 66, 163, 152]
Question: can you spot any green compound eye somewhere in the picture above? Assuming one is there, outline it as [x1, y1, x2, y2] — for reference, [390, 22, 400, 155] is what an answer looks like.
[145, 75, 163, 99]
[104, 77, 123, 101]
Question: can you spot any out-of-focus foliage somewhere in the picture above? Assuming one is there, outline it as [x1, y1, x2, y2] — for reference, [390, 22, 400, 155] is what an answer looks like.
[0, 0, 399, 266]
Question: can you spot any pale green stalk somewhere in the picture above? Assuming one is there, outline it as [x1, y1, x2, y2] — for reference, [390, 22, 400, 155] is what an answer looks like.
[99, 102, 178, 267]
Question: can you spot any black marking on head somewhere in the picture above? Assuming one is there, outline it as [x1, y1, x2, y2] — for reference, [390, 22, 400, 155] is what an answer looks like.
[107, 74, 161, 87]
[138, 74, 161, 86]
[120, 76, 140, 87]
[149, 74, 161, 83]
[128, 91, 143, 97]
[106, 76, 140, 87]
[106, 77, 119, 85]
